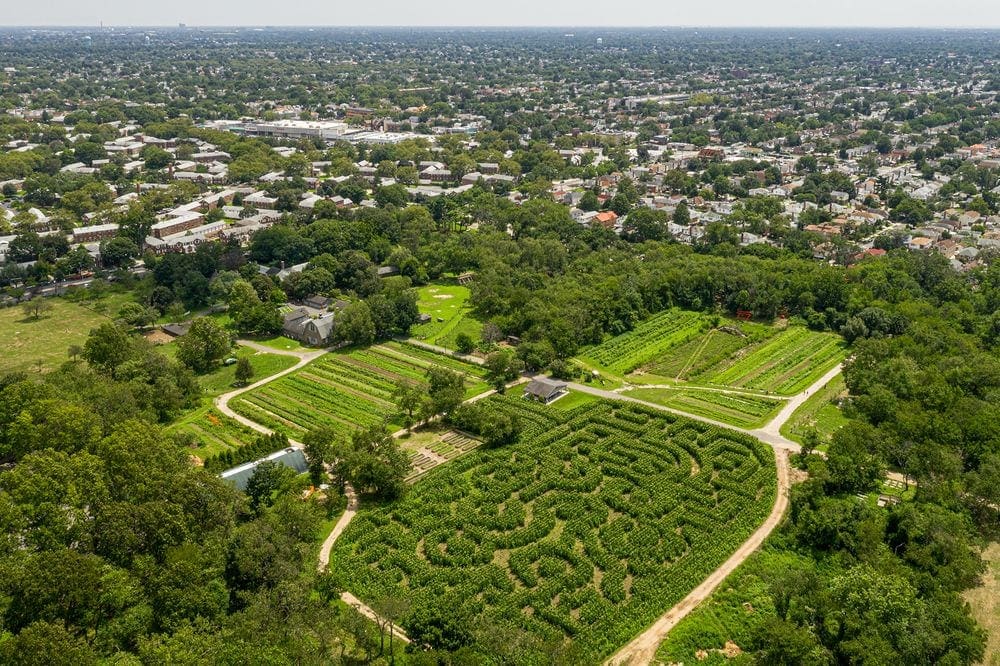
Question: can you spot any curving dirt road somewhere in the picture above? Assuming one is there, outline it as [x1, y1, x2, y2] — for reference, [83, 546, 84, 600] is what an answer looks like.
[601, 367, 842, 666]
[214, 340, 327, 439]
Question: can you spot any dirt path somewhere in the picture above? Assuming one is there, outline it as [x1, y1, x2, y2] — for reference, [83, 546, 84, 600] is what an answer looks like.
[341, 592, 411, 644]
[213, 340, 326, 437]
[597, 366, 842, 665]
[606, 449, 791, 665]
[317, 485, 359, 572]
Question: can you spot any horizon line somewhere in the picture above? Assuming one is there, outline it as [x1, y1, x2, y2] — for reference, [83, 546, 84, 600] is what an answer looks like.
[2, 24, 1000, 31]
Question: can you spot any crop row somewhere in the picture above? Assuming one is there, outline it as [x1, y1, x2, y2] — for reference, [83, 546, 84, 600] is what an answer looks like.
[330, 396, 776, 662]
[584, 309, 706, 374]
[705, 327, 845, 395]
[234, 343, 490, 434]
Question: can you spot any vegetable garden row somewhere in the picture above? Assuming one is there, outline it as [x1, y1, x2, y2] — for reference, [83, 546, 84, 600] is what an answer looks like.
[624, 387, 784, 429]
[330, 395, 777, 662]
[581, 309, 707, 374]
[230, 342, 490, 438]
[703, 327, 845, 395]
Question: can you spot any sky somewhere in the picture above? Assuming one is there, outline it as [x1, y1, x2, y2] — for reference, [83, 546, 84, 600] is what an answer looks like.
[5, 0, 1000, 28]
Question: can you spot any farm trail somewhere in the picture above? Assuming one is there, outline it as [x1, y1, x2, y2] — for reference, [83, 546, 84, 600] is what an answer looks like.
[675, 329, 715, 380]
[214, 340, 326, 441]
[596, 364, 843, 665]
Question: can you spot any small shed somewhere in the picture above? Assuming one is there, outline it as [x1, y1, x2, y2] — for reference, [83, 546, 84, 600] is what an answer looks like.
[162, 322, 191, 338]
[523, 377, 569, 404]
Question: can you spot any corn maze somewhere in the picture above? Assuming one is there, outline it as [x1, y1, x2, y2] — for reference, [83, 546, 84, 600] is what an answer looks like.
[230, 342, 489, 438]
[330, 396, 776, 661]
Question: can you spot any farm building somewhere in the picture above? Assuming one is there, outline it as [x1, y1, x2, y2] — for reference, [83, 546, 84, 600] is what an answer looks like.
[283, 307, 336, 347]
[220, 447, 309, 491]
[524, 377, 569, 404]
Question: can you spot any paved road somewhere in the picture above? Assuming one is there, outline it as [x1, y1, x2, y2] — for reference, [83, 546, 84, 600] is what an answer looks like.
[602, 366, 844, 665]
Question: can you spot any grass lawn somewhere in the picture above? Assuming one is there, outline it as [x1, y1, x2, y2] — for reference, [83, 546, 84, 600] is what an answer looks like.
[780, 374, 850, 445]
[625, 387, 784, 429]
[410, 282, 483, 350]
[195, 346, 299, 397]
[0, 291, 135, 374]
[550, 388, 601, 411]
[249, 334, 305, 352]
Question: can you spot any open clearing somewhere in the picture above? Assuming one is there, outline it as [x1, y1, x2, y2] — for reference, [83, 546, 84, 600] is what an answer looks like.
[411, 282, 483, 350]
[230, 340, 489, 439]
[965, 543, 1000, 666]
[330, 395, 776, 662]
[0, 292, 134, 374]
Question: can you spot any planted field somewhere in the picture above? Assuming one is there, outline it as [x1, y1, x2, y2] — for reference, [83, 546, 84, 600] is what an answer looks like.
[625, 387, 784, 429]
[581, 309, 708, 375]
[780, 374, 850, 446]
[168, 407, 260, 461]
[411, 283, 483, 350]
[643, 323, 777, 382]
[702, 327, 845, 395]
[230, 341, 489, 439]
[330, 396, 776, 661]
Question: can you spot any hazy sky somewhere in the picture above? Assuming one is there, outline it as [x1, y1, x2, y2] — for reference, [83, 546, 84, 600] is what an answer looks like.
[6, 0, 1000, 28]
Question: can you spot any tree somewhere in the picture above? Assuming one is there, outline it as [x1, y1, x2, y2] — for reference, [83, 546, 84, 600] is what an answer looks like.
[346, 426, 409, 500]
[99, 237, 139, 269]
[303, 427, 337, 487]
[234, 356, 254, 386]
[579, 190, 600, 212]
[245, 461, 294, 512]
[82, 322, 133, 374]
[673, 200, 691, 226]
[116, 302, 158, 329]
[426, 366, 465, 416]
[21, 299, 52, 321]
[393, 379, 425, 427]
[334, 301, 375, 345]
[455, 332, 475, 354]
[484, 350, 524, 393]
[175, 318, 231, 373]
[483, 412, 521, 448]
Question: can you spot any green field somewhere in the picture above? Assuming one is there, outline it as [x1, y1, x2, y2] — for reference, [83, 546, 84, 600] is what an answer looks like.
[411, 283, 483, 350]
[330, 396, 777, 662]
[625, 387, 784, 429]
[0, 292, 135, 374]
[231, 341, 490, 439]
[168, 407, 262, 461]
[642, 323, 777, 382]
[701, 327, 846, 396]
[780, 374, 850, 445]
[579, 309, 708, 375]
[192, 346, 298, 396]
